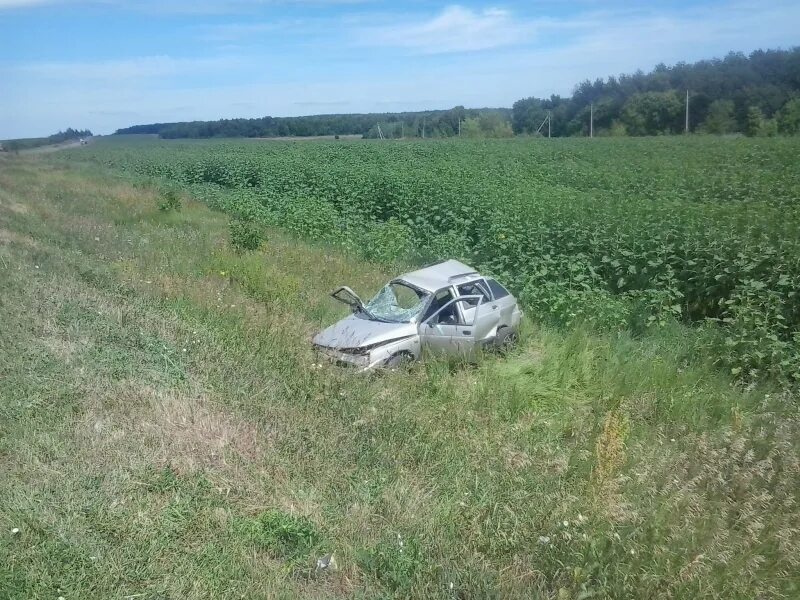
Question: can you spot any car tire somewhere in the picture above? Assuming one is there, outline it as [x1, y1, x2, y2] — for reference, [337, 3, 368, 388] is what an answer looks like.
[385, 352, 414, 370]
[495, 327, 518, 354]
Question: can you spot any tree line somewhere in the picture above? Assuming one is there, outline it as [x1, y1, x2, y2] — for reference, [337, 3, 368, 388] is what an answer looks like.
[114, 47, 800, 140]
[513, 48, 800, 137]
[115, 108, 512, 140]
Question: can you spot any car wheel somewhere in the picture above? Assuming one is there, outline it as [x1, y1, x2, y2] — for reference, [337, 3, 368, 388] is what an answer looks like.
[385, 352, 414, 370]
[495, 327, 518, 354]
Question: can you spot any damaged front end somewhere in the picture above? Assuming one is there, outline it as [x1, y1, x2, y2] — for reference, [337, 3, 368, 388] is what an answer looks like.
[312, 318, 419, 371]
[312, 281, 426, 371]
[313, 344, 372, 369]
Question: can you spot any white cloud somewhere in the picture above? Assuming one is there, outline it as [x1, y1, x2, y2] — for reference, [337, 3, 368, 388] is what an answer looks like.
[357, 5, 537, 54]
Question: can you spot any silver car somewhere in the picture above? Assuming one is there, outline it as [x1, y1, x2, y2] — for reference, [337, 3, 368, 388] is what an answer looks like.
[312, 260, 523, 371]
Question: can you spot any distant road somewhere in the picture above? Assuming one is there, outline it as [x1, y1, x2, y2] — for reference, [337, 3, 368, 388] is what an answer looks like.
[22, 137, 93, 155]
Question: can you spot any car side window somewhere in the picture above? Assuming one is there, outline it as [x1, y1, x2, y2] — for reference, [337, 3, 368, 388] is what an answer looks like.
[423, 289, 454, 322]
[486, 278, 510, 300]
[457, 280, 491, 306]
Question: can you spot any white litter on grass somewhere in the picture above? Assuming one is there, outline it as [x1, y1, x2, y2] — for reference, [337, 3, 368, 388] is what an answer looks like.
[11, 528, 20, 534]
[316, 553, 337, 572]
[537, 535, 551, 545]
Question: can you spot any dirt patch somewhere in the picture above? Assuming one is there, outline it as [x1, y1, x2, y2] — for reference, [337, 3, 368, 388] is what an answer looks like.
[39, 335, 82, 361]
[0, 227, 39, 248]
[0, 200, 30, 215]
[81, 383, 264, 475]
[145, 391, 261, 473]
[504, 447, 533, 470]
[22, 139, 87, 155]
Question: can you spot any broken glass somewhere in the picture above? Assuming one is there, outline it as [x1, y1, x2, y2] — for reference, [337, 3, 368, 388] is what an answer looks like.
[364, 282, 429, 323]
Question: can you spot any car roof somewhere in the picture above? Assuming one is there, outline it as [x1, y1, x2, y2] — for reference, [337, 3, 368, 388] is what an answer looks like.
[397, 259, 483, 293]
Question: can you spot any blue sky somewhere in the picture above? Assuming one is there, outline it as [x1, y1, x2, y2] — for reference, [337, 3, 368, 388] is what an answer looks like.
[1, 0, 798, 138]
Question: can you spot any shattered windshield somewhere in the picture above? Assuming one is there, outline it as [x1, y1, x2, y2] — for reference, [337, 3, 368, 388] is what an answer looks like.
[362, 281, 429, 323]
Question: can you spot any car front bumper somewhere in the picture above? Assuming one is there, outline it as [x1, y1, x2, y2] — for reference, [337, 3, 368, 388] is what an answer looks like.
[314, 336, 419, 372]
[315, 345, 371, 370]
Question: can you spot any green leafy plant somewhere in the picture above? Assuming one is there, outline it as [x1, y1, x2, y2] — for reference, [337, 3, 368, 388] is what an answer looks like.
[228, 217, 265, 253]
[158, 187, 182, 212]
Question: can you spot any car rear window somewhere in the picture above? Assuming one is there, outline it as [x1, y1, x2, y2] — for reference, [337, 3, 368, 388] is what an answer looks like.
[486, 278, 510, 299]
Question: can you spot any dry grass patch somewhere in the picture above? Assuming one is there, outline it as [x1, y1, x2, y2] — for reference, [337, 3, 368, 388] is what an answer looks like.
[79, 382, 263, 477]
[0, 199, 30, 215]
[145, 388, 262, 473]
[0, 227, 39, 248]
[38, 334, 83, 361]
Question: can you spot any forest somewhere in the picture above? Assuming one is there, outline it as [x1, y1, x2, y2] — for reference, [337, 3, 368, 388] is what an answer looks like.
[513, 48, 800, 137]
[114, 48, 800, 140]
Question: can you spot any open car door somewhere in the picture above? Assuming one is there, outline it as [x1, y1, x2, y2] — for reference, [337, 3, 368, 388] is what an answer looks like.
[421, 295, 497, 360]
[330, 286, 364, 312]
[455, 298, 500, 354]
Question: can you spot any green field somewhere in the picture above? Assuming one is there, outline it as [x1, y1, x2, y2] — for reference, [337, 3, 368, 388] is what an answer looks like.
[1, 138, 799, 598]
[73, 135, 800, 383]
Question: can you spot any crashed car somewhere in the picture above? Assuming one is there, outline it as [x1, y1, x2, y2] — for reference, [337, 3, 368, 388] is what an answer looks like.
[312, 260, 523, 371]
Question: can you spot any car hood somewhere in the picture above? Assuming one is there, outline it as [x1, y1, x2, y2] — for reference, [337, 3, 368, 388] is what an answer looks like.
[313, 315, 417, 349]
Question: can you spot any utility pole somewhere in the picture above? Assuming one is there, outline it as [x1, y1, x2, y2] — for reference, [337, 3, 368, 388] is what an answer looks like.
[548, 111, 551, 138]
[685, 89, 690, 134]
[590, 103, 594, 138]
[458, 119, 461, 137]
[422, 117, 426, 139]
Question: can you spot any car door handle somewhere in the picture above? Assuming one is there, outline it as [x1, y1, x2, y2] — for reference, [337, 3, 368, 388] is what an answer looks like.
[462, 330, 471, 335]
[492, 305, 498, 310]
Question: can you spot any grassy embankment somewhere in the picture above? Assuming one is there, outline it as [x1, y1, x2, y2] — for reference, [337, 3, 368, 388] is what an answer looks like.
[1, 155, 798, 598]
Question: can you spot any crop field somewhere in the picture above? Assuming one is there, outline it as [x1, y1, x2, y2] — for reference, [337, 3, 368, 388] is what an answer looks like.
[73, 135, 800, 383]
[1, 138, 799, 599]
